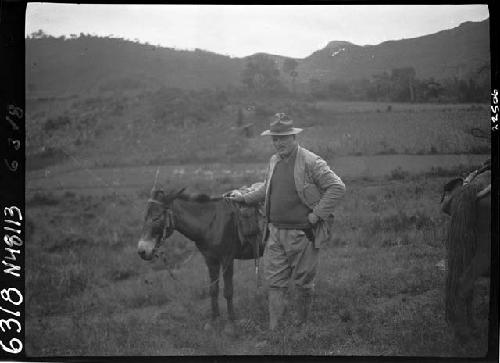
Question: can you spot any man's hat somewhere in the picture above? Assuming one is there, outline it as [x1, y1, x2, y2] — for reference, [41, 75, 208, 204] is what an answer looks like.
[261, 113, 303, 136]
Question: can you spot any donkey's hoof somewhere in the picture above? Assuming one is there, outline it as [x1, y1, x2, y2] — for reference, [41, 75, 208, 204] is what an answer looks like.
[223, 321, 237, 336]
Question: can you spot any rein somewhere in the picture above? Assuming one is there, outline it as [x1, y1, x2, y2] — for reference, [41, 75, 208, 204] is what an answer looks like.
[148, 198, 175, 242]
[147, 197, 179, 280]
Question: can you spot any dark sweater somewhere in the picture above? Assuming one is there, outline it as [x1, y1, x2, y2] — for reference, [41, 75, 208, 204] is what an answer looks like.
[268, 148, 311, 228]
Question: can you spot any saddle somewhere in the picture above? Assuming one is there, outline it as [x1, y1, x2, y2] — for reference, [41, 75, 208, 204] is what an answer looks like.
[225, 183, 266, 260]
[441, 161, 491, 215]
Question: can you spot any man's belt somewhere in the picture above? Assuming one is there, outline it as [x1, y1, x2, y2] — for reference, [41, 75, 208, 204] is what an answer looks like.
[302, 228, 314, 243]
[268, 222, 315, 243]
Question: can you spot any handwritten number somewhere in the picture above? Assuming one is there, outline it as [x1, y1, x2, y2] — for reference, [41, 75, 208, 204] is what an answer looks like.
[5, 116, 19, 131]
[0, 318, 21, 333]
[0, 338, 22, 354]
[3, 234, 23, 247]
[0, 288, 23, 306]
[0, 127, 23, 353]
[7, 105, 23, 119]
[4, 159, 18, 172]
[7, 139, 20, 151]
[3, 207, 22, 221]
[492, 90, 499, 133]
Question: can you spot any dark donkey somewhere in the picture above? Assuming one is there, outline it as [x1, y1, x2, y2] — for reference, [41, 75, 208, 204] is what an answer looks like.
[441, 165, 491, 340]
[137, 187, 261, 334]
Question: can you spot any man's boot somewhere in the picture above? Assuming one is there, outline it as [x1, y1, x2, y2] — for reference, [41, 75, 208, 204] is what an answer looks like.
[268, 288, 287, 331]
[295, 290, 312, 327]
[255, 288, 288, 349]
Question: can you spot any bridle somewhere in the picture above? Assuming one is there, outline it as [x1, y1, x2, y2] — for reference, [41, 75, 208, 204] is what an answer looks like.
[147, 197, 176, 242]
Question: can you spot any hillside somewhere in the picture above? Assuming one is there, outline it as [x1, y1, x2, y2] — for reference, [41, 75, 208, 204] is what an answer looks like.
[26, 19, 490, 98]
[297, 19, 490, 82]
[26, 36, 244, 98]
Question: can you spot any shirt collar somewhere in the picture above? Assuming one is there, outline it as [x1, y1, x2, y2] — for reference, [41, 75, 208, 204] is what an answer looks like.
[278, 144, 298, 162]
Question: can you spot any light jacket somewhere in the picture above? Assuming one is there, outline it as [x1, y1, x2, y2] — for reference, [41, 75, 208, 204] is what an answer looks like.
[244, 145, 346, 248]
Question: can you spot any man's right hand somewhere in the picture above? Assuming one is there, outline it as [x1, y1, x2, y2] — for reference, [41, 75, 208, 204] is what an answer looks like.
[225, 191, 245, 203]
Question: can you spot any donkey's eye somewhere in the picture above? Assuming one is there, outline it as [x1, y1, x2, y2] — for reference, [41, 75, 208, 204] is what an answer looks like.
[151, 214, 163, 222]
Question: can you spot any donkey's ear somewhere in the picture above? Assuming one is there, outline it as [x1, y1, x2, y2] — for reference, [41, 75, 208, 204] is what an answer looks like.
[152, 189, 165, 199]
[175, 187, 187, 197]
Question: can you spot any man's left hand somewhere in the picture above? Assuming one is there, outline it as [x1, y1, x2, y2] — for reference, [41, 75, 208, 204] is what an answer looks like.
[308, 213, 319, 225]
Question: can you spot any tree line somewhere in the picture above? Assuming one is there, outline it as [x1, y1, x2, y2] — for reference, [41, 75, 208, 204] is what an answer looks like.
[241, 54, 490, 103]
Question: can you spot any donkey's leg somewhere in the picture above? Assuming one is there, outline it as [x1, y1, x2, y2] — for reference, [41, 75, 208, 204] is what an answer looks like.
[204, 257, 221, 331]
[458, 250, 489, 301]
[465, 294, 476, 331]
[454, 265, 475, 339]
[454, 252, 488, 339]
[222, 259, 237, 336]
[223, 259, 235, 320]
[458, 249, 489, 332]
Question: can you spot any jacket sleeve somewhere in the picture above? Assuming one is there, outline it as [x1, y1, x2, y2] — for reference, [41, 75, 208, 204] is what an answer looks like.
[243, 164, 269, 205]
[310, 157, 346, 220]
[243, 181, 266, 205]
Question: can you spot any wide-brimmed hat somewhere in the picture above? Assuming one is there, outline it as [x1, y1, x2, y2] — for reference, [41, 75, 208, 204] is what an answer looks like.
[261, 113, 303, 136]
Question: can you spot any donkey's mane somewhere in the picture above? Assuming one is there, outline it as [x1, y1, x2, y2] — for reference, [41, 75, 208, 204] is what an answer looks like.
[155, 187, 223, 203]
[178, 192, 222, 203]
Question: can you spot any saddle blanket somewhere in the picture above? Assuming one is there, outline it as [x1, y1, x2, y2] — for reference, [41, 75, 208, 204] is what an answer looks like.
[225, 182, 265, 259]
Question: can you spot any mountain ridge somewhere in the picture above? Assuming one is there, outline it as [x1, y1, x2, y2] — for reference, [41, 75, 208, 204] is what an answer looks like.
[26, 18, 490, 97]
[296, 18, 489, 82]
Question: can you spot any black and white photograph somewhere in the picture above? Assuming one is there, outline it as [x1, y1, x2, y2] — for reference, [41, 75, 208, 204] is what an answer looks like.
[21, 3, 496, 357]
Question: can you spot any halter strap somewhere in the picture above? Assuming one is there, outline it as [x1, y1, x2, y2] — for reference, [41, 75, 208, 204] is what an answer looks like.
[148, 198, 164, 205]
[163, 209, 175, 240]
[148, 198, 175, 241]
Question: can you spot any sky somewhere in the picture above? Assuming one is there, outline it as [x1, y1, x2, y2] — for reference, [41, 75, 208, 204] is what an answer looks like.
[26, 4, 490, 59]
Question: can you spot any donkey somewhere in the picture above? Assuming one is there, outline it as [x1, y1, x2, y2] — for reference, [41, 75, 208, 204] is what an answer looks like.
[440, 168, 491, 340]
[137, 187, 262, 335]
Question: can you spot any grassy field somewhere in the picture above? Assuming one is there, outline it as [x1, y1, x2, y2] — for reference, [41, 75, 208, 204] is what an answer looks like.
[25, 98, 491, 356]
[26, 154, 488, 196]
[25, 164, 490, 357]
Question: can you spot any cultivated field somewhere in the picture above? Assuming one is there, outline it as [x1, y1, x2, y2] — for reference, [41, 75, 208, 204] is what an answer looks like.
[26, 99, 490, 168]
[25, 101, 491, 357]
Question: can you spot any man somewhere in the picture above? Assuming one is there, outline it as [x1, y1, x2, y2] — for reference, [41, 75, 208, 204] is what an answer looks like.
[228, 112, 346, 331]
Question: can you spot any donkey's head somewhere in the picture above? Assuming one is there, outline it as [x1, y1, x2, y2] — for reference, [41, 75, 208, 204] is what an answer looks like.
[137, 187, 186, 261]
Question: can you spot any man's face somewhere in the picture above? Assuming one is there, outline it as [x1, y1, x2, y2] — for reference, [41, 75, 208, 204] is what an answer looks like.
[272, 134, 297, 157]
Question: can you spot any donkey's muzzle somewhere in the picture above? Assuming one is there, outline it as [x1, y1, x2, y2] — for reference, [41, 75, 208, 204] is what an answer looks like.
[137, 239, 155, 260]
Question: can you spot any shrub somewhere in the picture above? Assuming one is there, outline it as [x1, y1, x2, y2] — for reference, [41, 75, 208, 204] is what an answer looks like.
[64, 191, 76, 199]
[26, 147, 67, 171]
[43, 115, 71, 132]
[469, 144, 490, 154]
[389, 166, 409, 180]
[424, 164, 479, 178]
[26, 192, 60, 206]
